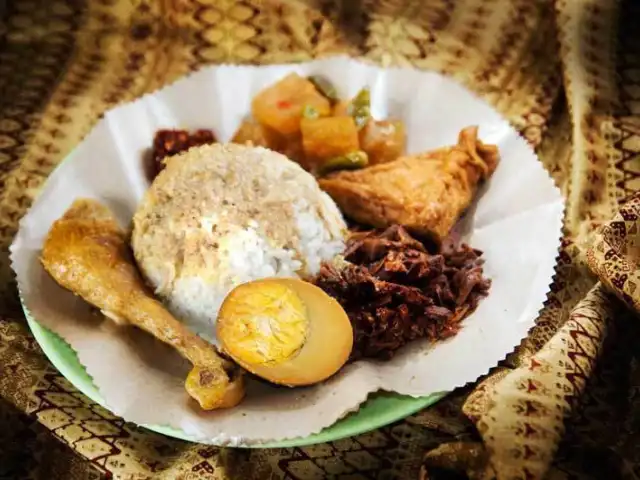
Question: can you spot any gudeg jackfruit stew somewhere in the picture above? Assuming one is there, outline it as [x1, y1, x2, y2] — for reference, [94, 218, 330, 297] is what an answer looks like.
[41, 73, 497, 411]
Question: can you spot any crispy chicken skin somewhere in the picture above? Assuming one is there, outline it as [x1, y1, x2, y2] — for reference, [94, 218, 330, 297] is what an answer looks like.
[40, 198, 245, 410]
[319, 126, 499, 246]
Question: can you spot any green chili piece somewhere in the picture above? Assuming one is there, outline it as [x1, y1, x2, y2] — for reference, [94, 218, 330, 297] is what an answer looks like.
[347, 87, 371, 129]
[302, 104, 320, 120]
[319, 150, 369, 175]
[308, 75, 339, 104]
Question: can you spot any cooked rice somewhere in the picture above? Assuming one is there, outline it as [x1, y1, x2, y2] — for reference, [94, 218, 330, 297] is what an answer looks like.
[131, 143, 347, 337]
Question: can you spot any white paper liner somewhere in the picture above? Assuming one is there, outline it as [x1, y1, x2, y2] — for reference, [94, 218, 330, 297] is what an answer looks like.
[10, 56, 564, 445]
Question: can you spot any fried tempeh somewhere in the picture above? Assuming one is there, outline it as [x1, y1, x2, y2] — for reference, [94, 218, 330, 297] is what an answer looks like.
[40, 198, 245, 410]
[319, 126, 499, 246]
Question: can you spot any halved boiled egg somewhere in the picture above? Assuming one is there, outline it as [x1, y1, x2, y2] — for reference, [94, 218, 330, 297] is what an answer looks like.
[216, 278, 353, 386]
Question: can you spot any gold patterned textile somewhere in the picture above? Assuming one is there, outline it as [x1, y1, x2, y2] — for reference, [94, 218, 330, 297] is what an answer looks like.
[1, 0, 639, 479]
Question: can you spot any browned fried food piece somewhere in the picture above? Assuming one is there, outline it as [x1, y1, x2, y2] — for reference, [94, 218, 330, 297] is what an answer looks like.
[231, 119, 307, 168]
[319, 126, 499, 246]
[40, 198, 244, 410]
[313, 225, 491, 360]
[231, 118, 272, 148]
[152, 129, 217, 177]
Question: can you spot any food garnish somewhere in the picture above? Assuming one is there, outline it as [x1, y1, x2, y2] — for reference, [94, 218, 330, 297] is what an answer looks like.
[318, 151, 369, 176]
[302, 104, 321, 120]
[313, 225, 491, 360]
[217, 278, 353, 386]
[348, 87, 371, 129]
[308, 75, 339, 104]
[41, 198, 245, 410]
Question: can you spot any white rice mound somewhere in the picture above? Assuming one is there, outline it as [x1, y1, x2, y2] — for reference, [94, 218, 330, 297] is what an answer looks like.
[131, 143, 347, 336]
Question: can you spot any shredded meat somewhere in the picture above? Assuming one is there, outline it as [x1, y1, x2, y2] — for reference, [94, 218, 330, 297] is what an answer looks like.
[151, 129, 217, 177]
[312, 225, 491, 361]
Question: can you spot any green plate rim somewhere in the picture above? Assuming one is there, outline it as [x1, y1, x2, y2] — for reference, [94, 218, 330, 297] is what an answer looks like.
[25, 308, 446, 448]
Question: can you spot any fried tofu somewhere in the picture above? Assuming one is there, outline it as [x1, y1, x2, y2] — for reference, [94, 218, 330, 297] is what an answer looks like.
[319, 126, 499, 245]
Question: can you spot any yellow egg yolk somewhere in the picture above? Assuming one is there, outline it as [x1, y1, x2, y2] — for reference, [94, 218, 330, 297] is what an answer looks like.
[218, 282, 308, 366]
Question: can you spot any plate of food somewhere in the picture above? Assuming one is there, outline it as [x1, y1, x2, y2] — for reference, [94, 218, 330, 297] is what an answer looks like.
[10, 56, 564, 446]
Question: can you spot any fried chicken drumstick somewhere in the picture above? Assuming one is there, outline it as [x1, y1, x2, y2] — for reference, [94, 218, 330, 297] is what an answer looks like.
[40, 199, 245, 410]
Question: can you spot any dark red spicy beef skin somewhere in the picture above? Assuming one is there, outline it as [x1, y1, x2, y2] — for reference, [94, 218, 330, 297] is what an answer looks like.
[312, 225, 491, 361]
[151, 129, 217, 177]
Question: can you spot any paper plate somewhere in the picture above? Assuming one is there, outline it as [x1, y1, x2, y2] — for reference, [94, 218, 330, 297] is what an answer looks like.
[11, 56, 563, 445]
[25, 310, 444, 447]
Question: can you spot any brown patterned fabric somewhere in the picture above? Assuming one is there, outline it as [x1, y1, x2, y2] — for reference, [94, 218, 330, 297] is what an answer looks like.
[1, 0, 639, 479]
[588, 191, 640, 312]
